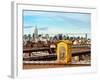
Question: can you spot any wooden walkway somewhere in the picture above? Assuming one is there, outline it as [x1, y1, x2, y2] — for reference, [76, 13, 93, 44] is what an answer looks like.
[23, 63, 91, 69]
[23, 48, 90, 61]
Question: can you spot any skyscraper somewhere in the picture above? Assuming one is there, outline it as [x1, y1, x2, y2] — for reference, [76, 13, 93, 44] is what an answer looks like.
[34, 26, 38, 39]
[85, 33, 87, 39]
[34, 26, 38, 42]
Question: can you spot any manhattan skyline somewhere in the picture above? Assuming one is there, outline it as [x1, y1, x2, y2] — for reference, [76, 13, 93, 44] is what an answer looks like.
[23, 10, 91, 36]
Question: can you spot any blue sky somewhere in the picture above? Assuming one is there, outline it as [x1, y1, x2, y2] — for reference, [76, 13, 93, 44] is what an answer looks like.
[23, 10, 91, 36]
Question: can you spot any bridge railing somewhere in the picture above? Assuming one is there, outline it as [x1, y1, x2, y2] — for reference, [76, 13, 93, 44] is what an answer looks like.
[72, 44, 91, 48]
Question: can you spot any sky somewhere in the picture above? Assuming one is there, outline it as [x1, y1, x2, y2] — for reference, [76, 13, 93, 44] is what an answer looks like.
[23, 10, 91, 37]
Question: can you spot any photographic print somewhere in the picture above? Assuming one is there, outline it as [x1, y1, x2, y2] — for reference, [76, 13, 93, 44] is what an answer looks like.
[23, 10, 91, 69]
[11, 2, 97, 78]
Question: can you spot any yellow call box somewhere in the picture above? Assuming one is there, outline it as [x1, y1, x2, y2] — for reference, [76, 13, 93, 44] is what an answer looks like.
[56, 40, 72, 64]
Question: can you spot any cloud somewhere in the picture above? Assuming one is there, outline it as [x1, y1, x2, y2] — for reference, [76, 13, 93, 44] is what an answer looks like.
[23, 10, 91, 35]
[24, 26, 33, 28]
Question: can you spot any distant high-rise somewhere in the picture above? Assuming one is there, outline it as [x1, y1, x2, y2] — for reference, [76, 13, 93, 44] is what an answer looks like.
[34, 26, 38, 39]
[85, 33, 87, 39]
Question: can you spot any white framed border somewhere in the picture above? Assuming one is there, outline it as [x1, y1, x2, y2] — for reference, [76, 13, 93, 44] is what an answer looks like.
[11, 1, 97, 78]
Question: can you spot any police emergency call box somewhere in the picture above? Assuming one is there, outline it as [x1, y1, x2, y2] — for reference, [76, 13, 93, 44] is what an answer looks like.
[56, 40, 72, 64]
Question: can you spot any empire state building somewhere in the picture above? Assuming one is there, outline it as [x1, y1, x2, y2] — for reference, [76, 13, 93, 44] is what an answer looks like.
[34, 26, 38, 42]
